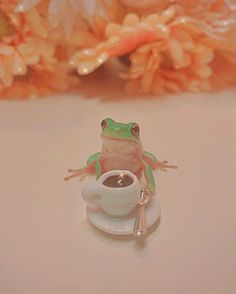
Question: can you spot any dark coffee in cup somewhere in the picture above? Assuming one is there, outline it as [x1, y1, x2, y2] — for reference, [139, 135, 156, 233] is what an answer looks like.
[103, 174, 134, 188]
[82, 170, 140, 216]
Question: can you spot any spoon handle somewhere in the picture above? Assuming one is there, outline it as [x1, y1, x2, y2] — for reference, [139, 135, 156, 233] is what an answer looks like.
[133, 189, 151, 238]
[133, 203, 147, 238]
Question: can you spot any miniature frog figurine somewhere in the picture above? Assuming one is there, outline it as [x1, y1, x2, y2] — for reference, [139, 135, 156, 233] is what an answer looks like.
[64, 118, 177, 193]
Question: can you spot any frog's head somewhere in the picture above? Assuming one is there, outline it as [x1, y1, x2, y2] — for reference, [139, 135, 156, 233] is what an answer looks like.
[100, 118, 140, 143]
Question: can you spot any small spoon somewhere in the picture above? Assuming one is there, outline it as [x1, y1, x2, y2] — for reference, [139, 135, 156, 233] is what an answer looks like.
[133, 189, 151, 238]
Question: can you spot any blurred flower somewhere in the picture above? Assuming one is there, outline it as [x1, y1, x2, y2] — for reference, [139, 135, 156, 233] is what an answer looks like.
[225, 0, 236, 10]
[0, 8, 57, 91]
[16, 0, 77, 38]
[120, 0, 168, 10]
[122, 41, 215, 94]
[0, 0, 235, 98]
[120, 0, 236, 12]
[15, 0, 42, 12]
[0, 67, 79, 99]
[15, 0, 101, 38]
[0, 35, 57, 84]
[0, 12, 14, 38]
[71, 5, 236, 94]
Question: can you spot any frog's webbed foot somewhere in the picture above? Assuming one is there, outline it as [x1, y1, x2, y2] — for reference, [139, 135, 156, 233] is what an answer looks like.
[156, 160, 178, 172]
[64, 166, 90, 182]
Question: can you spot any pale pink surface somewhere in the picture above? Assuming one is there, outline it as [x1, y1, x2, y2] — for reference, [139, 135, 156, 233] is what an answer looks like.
[0, 82, 236, 294]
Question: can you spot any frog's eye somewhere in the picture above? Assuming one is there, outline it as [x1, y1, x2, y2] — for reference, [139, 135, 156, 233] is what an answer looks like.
[101, 119, 107, 129]
[131, 124, 140, 137]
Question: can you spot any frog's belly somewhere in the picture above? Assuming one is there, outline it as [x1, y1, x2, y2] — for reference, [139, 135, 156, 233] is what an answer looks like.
[102, 157, 141, 174]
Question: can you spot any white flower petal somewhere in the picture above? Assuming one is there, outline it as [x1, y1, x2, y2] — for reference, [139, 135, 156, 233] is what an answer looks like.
[64, 3, 76, 39]
[224, 0, 236, 10]
[78, 0, 98, 17]
[0, 45, 14, 56]
[48, 0, 67, 28]
[15, 0, 42, 13]
[11, 52, 27, 75]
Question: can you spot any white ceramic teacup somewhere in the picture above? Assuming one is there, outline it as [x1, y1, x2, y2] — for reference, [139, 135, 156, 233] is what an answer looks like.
[82, 170, 140, 217]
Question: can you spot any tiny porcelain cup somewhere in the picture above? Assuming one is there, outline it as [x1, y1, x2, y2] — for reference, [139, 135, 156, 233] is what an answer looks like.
[82, 170, 140, 217]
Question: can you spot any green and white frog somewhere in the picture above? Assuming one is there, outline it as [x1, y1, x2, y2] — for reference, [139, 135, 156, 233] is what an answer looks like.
[65, 118, 176, 193]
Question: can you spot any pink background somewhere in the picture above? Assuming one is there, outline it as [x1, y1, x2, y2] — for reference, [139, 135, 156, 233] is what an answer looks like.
[1, 83, 236, 293]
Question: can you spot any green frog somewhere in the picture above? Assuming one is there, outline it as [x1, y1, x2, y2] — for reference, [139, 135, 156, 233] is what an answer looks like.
[65, 118, 176, 193]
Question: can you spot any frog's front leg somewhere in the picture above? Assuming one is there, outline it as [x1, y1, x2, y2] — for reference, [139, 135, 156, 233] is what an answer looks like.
[143, 151, 177, 171]
[141, 159, 156, 194]
[64, 152, 102, 181]
[64, 166, 90, 181]
[87, 152, 102, 179]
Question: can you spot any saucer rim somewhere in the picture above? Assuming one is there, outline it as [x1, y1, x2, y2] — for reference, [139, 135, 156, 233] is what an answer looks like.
[85, 196, 161, 235]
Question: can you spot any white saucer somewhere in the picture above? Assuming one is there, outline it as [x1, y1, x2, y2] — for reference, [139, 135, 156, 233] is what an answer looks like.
[86, 197, 161, 235]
